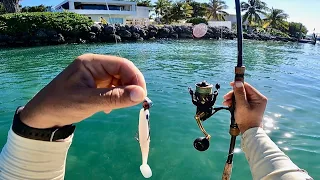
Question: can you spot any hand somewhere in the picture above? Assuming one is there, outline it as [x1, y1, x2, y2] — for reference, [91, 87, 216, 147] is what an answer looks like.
[223, 81, 267, 134]
[20, 54, 147, 129]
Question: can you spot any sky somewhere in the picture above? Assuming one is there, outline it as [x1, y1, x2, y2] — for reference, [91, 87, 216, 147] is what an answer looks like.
[20, 0, 320, 34]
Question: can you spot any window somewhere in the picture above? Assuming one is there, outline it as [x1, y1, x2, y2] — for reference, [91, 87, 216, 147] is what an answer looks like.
[75, 4, 123, 11]
[108, 18, 124, 24]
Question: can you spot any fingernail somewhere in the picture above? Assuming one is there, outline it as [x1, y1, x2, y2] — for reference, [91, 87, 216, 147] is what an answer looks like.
[235, 81, 243, 88]
[130, 87, 145, 102]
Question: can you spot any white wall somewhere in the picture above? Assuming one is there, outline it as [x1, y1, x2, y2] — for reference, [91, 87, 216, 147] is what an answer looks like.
[208, 21, 232, 29]
[132, 6, 150, 19]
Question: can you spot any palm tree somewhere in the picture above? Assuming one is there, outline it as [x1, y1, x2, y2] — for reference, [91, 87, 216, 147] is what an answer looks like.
[189, 1, 207, 18]
[263, 8, 289, 31]
[206, 0, 229, 21]
[0, 0, 20, 13]
[162, 2, 193, 23]
[241, 0, 269, 26]
[155, 0, 172, 19]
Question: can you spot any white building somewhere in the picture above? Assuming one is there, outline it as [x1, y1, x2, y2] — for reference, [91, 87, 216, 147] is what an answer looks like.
[55, 0, 151, 25]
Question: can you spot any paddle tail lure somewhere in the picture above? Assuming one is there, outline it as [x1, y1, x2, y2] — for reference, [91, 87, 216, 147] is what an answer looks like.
[137, 97, 153, 178]
[188, 0, 245, 180]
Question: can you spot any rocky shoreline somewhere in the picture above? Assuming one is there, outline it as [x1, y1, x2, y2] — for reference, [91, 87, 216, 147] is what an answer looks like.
[0, 24, 298, 48]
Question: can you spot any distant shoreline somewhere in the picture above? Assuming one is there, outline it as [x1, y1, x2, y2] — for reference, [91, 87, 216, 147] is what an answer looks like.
[0, 24, 299, 49]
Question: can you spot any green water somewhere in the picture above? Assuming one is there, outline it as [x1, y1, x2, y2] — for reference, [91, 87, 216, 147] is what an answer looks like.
[0, 40, 319, 180]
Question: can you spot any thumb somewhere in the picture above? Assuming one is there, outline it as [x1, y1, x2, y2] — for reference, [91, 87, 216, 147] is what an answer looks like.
[233, 81, 248, 107]
[86, 85, 146, 111]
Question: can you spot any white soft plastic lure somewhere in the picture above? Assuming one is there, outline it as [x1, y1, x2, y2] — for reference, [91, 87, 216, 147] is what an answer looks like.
[137, 97, 152, 178]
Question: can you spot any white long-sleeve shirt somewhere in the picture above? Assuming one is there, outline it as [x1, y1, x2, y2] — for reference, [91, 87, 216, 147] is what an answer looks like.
[0, 127, 313, 180]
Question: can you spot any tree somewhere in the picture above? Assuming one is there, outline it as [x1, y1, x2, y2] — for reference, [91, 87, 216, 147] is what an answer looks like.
[155, 0, 171, 18]
[241, 0, 269, 26]
[189, 1, 207, 18]
[21, 4, 52, 12]
[206, 0, 228, 21]
[162, 2, 193, 23]
[0, 0, 20, 13]
[263, 8, 289, 31]
[288, 22, 308, 38]
[130, 0, 153, 7]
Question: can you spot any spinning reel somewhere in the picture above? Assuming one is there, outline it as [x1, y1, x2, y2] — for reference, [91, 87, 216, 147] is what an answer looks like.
[188, 81, 229, 151]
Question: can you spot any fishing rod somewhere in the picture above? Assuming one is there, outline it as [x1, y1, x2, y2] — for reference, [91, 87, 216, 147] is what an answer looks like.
[188, 0, 245, 179]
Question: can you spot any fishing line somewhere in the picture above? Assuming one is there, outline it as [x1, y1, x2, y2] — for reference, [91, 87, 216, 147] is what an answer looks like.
[104, 0, 121, 57]
[102, 2, 155, 178]
[188, 0, 245, 179]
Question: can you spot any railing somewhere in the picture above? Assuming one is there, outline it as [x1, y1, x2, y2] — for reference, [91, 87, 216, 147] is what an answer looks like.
[69, 9, 136, 15]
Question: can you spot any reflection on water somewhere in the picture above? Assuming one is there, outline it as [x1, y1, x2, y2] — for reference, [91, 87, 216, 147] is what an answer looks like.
[0, 40, 320, 180]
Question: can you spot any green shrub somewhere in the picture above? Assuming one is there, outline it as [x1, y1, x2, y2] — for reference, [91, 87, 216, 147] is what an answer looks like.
[269, 28, 290, 38]
[186, 17, 207, 25]
[0, 12, 93, 35]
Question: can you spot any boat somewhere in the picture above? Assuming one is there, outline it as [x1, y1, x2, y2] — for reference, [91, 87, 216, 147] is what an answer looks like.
[298, 38, 316, 45]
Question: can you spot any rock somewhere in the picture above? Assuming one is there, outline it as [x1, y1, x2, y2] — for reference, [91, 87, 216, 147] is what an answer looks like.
[125, 25, 130, 30]
[119, 25, 126, 31]
[139, 29, 147, 38]
[243, 32, 252, 39]
[258, 33, 271, 41]
[78, 38, 86, 44]
[118, 30, 131, 38]
[29, 37, 41, 45]
[0, 34, 9, 42]
[173, 26, 182, 33]
[148, 25, 158, 31]
[179, 32, 193, 39]
[114, 24, 120, 31]
[170, 33, 179, 39]
[104, 25, 116, 34]
[164, 25, 174, 33]
[148, 29, 157, 38]
[45, 30, 58, 37]
[130, 25, 139, 33]
[137, 37, 144, 41]
[88, 32, 97, 42]
[108, 34, 121, 42]
[91, 24, 102, 33]
[35, 30, 48, 39]
[51, 34, 65, 44]
[132, 32, 140, 40]
[181, 26, 192, 34]
[158, 28, 170, 38]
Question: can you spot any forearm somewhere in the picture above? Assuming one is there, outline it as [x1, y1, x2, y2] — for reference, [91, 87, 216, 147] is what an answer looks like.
[241, 127, 313, 180]
[0, 127, 73, 180]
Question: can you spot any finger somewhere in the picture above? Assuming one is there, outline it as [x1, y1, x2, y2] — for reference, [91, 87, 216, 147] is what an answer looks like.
[233, 81, 249, 107]
[230, 82, 266, 100]
[77, 54, 146, 92]
[243, 82, 267, 100]
[223, 90, 234, 100]
[84, 85, 146, 111]
[223, 99, 232, 107]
